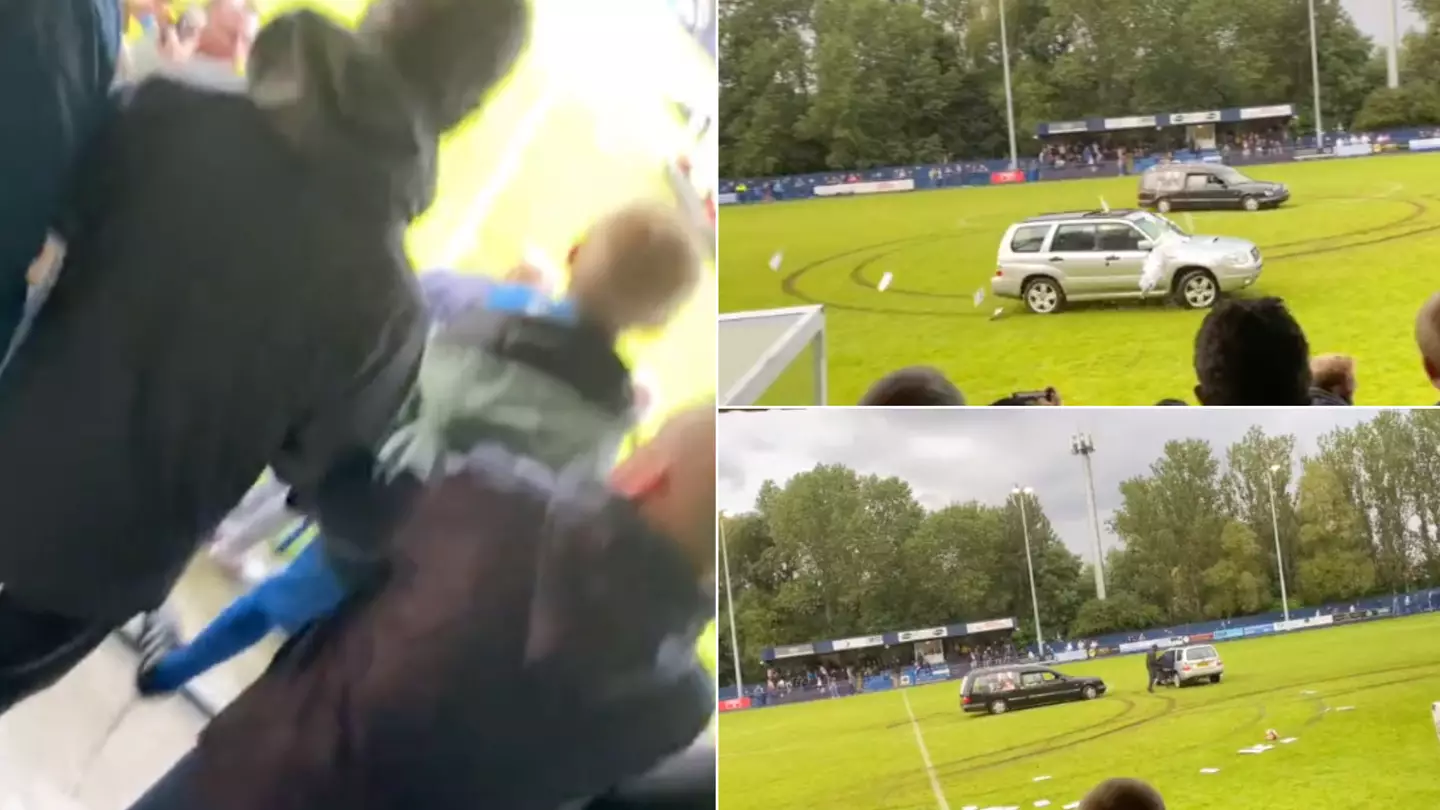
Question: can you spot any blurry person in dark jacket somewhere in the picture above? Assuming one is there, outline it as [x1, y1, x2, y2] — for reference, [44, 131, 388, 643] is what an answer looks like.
[124, 405, 717, 810]
[0, 0, 121, 357]
[0, 0, 528, 716]
[1145, 645, 1160, 693]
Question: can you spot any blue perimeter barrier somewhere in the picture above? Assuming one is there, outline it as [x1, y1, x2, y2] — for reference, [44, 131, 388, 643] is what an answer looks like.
[717, 127, 1440, 206]
[718, 587, 1440, 708]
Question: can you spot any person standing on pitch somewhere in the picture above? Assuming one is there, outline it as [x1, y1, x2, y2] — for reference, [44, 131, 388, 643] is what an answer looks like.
[1146, 644, 1161, 693]
[0, 0, 528, 717]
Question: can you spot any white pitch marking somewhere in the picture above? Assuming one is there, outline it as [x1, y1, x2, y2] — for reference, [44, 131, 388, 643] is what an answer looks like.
[441, 95, 556, 267]
[901, 690, 951, 810]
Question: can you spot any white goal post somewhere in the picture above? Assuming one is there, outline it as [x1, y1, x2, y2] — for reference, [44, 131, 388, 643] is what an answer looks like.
[718, 304, 828, 406]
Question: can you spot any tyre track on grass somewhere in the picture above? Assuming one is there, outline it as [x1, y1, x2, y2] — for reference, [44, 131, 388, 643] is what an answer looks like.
[869, 659, 1440, 798]
[778, 196, 1434, 317]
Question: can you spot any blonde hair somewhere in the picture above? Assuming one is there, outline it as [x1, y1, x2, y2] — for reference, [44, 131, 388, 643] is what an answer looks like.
[568, 202, 703, 333]
[1418, 293, 1440, 370]
[1309, 353, 1355, 395]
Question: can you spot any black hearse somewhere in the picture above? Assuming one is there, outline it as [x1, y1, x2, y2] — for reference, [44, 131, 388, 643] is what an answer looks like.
[960, 664, 1107, 715]
[1138, 162, 1289, 213]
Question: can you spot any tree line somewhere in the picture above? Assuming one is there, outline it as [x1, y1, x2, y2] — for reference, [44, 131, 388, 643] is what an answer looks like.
[718, 410, 1440, 685]
[719, 0, 1440, 178]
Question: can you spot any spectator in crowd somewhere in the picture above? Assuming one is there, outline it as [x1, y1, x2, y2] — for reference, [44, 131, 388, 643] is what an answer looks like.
[1192, 298, 1313, 405]
[1417, 292, 1440, 404]
[124, 405, 717, 810]
[1155, 398, 1187, 406]
[1, 0, 121, 361]
[0, 0, 527, 717]
[859, 366, 965, 406]
[1309, 353, 1357, 405]
[1080, 778, 1165, 810]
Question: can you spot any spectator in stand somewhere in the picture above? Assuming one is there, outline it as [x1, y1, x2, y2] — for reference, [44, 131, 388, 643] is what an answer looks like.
[859, 366, 964, 406]
[1309, 353, 1357, 405]
[1192, 298, 1313, 406]
[1416, 292, 1440, 404]
[1080, 779, 1165, 810]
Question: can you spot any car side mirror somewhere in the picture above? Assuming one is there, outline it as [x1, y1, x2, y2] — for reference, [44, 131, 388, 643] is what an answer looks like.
[1137, 240, 1154, 251]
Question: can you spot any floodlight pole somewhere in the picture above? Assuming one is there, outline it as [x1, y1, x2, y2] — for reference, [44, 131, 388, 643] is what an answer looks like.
[997, 0, 1020, 170]
[1013, 487, 1045, 655]
[1071, 433, 1107, 600]
[1306, 0, 1324, 143]
[1387, 0, 1401, 89]
[1266, 467, 1292, 622]
[719, 512, 744, 693]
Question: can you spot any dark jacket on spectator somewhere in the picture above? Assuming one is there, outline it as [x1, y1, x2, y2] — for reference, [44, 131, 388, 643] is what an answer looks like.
[0, 13, 429, 624]
[0, 0, 121, 351]
[188, 443, 714, 810]
[1308, 387, 1350, 406]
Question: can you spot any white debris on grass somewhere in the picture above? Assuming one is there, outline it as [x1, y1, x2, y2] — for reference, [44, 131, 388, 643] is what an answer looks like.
[1032, 776, 1052, 783]
[1200, 768, 1220, 774]
[1301, 690, 1318, 696]
[877, 272, 894, 292]
[1237, 744, 1274, 755]
[974, 288, 985, 307]
[961, 806, 978, 810]
[768, 251, 783, 271]
[1336, 706, 1356, 712]
[1280, 737, 1298, 744]
[1064, 803, 1081, 810]
[990, 307, 1005, 320]
[1035, 801, 1051, 808]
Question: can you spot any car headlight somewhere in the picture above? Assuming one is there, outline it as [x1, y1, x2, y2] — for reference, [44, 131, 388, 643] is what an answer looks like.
[1226, 251, 1251, 265]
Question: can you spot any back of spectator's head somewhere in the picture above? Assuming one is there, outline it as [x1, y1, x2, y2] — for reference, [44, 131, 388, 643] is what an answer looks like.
[1310, 353, 1356, 404]
[360, 0, 530, 133]
[1155, 398, 1187, 406]
[568, 201, 702, 334]
[1417, 293, 1440, 390]
[1080, 778, 1165, 810]
[1193, 297, 1310, 406]
[860, 367, 964, 406]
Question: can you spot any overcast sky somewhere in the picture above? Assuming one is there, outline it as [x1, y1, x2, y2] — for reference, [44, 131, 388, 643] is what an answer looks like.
[1343, 0, 1422, 40]
[718, 408, 1400, 569]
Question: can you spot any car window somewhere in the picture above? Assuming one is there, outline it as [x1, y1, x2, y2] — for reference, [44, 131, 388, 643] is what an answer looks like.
[1051, 224, 1098, 252]
[1040, 671, 1061, 682]
[1187, 646, 1218, 660]
[1010, 224, 1052, 253]
[1184, 174, 1211, 191]
[1021, 671, 1045, 688]
[1140, 173, 1157, 190]
[1097, 223, 1145, 251]
[970, 671, 1019, 694]
[1155, 171, 1184, 192]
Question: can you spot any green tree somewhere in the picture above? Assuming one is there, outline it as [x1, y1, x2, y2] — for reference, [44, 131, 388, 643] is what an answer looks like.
[1109, 439, 1228, 622]
[1070, 592, 1166, 638]
[1222, 426, 1298, 597]
[1202, 521, 1273, 618]
[1294, 460, 1377, 605]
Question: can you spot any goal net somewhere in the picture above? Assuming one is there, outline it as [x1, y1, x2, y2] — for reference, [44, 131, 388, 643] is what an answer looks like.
[719, 305, 828, 406]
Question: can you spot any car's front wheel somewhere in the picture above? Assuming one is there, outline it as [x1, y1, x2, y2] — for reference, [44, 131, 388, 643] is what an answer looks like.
[1081, 685, 1098, 700]
[1023, 277, 1065, 314]
[1156, 198, 1172, 213]
[988, 698, 1009, 715]
[1242, 195, 1260, 212]
[1175, 269, 1218, 309]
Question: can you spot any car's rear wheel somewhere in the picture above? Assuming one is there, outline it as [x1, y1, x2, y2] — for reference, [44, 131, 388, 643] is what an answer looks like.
[1210, 674, 1221, 684]
[1023, 277, 1064, 314]
[1081, 685, 1098, 700]
[1242, 195, 1260, 212]
[1175, 269, 1218, 309]
[988, 698, 1009, 715]
[1156, 198, 1172, 213]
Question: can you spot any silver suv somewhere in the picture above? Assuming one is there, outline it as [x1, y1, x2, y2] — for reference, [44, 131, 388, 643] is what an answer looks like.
[991, 209, 1263, 314]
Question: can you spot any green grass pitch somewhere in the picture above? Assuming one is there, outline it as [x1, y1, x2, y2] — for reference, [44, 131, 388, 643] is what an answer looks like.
[718, 614, 1440, 810]
[718, 154, 1440, 406]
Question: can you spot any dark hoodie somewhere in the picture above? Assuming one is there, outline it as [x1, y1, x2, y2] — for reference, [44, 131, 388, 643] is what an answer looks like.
[188, 443, 714, 810]
[0, 12, 436, 624]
